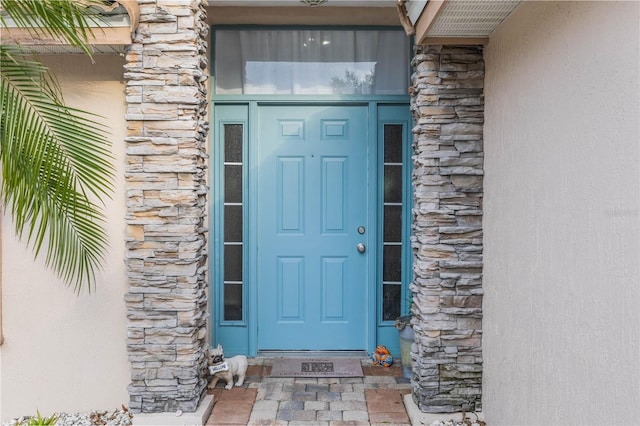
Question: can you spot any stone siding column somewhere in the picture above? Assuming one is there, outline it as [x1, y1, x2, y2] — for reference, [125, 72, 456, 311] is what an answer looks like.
[123, 0, 209, 413]
[410, 45, 484, 413]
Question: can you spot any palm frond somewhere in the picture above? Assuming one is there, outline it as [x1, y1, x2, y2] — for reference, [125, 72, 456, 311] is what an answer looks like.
[0, 43, 114, 293]
[1, 0, 110, 57]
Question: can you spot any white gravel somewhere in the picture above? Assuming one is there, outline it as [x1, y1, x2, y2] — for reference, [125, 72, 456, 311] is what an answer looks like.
[2, 409, 133, 426]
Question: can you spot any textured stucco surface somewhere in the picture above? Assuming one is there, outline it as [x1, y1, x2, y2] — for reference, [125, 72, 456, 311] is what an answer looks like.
[0, 55, 129, 421]
[483, 2, 640, 425]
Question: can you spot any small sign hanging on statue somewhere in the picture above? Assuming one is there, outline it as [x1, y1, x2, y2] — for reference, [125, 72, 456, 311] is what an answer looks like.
[209, 362, 229, 374]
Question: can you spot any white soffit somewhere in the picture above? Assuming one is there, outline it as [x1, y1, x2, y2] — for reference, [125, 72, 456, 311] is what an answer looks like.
[1, 1, 138, 54]
[27, 45, 128, 55]
[426, 0, 521, 37]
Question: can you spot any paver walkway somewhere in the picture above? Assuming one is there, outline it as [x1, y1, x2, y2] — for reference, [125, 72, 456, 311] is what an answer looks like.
[206, 358, 412, 426]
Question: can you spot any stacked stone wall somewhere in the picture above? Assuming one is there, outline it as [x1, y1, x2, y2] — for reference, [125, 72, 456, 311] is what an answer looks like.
[123, 0, 209, 413]
[410, 45, 484, 413]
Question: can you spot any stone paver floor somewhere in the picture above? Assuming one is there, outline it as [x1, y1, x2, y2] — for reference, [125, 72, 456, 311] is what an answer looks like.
[206, 358, 412, 426]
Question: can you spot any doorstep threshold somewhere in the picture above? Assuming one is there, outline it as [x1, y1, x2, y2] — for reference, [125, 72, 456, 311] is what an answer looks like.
[257, 350, 369, 358]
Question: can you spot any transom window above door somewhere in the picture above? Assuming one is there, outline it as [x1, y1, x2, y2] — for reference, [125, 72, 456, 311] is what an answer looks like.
[214, 29, 409, 95]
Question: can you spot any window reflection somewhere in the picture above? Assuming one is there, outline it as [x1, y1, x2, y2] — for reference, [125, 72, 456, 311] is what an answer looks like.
[215, 29, 409, 95]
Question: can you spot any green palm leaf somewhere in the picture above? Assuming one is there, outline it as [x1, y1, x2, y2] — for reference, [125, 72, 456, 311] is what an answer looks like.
[0, 1, 115, 293]
[1, 0, 107, 57]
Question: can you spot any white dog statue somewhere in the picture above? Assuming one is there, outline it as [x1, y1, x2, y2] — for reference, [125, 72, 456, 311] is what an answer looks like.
[207, 344, 248, 390]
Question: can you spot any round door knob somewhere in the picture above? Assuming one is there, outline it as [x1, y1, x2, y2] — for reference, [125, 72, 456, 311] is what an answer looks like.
[357, 243, 366, 253]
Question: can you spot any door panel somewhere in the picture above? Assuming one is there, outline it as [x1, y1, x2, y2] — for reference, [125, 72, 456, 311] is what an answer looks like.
[322, 257, 346, 320]
[257, 105, 369, 350]
[278, 158, 304, 231]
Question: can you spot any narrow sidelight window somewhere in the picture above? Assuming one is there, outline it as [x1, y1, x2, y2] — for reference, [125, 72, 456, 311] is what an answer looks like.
[382, 124, 404, 321]
[223, 124, 243, 321]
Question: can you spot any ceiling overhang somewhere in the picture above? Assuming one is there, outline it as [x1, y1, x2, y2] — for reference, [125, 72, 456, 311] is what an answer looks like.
[1, 0, 140, 54]
[207, 0, 398, 26]
[209, 0, 520, 45]
[409, 0, 522, 45]
[209, 0, 395, 6]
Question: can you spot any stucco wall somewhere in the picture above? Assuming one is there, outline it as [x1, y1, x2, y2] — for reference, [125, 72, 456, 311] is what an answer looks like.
[483, 2, 640, 425]
[0, 55, 129, 421]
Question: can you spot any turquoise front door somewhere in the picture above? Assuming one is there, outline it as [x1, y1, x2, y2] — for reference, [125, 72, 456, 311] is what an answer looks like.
[257, 105, 370, 351]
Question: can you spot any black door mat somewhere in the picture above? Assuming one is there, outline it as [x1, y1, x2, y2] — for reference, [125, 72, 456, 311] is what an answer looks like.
[270, 357, 364, 378]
